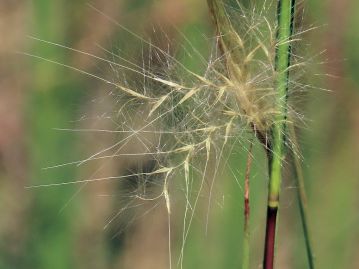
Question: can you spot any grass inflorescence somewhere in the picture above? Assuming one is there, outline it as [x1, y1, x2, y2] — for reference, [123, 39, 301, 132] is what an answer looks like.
[27, 0, 316, 268]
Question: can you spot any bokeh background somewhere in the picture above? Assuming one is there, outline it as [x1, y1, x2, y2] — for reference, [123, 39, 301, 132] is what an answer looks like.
[1, 0, 359, 268]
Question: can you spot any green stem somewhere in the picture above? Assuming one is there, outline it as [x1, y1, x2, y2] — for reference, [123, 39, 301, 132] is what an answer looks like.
[289, 125, 315, 269]
[263, 0, 296, 268]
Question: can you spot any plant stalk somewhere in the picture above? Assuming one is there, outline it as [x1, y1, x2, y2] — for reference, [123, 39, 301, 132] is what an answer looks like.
[243, 140, 253, 269]
[263, 0, 296, 268]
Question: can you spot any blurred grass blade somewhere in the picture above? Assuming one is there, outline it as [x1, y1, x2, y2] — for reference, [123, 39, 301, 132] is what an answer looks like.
[289, 124, 316, 269]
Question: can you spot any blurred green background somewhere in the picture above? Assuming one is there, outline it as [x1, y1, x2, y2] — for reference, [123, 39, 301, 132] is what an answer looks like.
[1, 0, 359, 268]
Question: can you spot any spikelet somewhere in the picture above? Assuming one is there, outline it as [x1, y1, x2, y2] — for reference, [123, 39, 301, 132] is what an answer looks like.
[208, 0, 278, 136]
